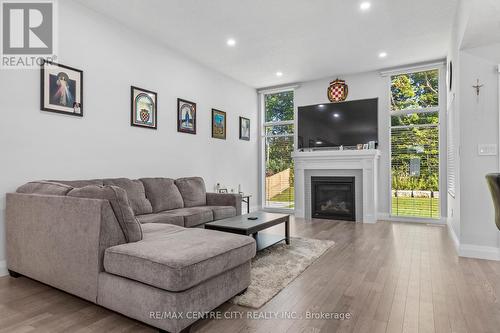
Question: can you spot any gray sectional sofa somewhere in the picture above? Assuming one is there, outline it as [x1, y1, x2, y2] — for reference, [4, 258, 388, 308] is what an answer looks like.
[6, 177, 256, 333]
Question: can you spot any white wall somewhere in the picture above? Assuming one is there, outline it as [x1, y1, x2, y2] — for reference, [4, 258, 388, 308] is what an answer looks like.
[458, 46, 499, 250]
[445, 0, 470, 244]
[294, 71, 391, 217]
[446, 0, 500, 259]
[0, 1, 259, 267]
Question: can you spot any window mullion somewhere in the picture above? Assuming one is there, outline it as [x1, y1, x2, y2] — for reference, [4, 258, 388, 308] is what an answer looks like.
[263, 120, 294, 127]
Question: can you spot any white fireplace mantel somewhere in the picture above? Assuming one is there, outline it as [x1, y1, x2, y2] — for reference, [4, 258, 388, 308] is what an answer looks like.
[292, 149, 380, 223]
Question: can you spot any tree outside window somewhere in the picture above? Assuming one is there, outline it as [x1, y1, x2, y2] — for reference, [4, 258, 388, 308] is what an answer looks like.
[390, 69, 440, 219]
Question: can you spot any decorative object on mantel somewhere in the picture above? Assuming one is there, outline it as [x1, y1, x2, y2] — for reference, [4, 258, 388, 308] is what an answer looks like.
[327, 78, 348, 102]
[232, 237, 334, 308]
[131, 86, 157, 129]
[472, 79, 483, 96]
[40, 60, 83, 117]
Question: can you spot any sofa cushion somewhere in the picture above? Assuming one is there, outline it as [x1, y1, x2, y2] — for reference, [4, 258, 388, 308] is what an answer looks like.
[104, 178, 153, 215]
[141, 223, 185, 239]
[175, 177, 206, 207]
[48, 179, 104, 187]
[140, 178, 184, 212]
[136, 212, 184, 227]
[206, 206, 237, 220]
[104, 228, 256, 292]
[167, 207, 213, 228]
[68, 185, 143, 243]
[17, 181, 73, 196]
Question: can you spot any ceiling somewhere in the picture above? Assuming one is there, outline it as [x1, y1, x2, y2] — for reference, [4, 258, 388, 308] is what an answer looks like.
[461, 0, 500, 49]
[77, 0, 457, 88]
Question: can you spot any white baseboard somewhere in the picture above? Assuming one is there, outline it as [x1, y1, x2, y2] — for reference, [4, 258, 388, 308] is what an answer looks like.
[459, 244, 500, 261]
[445, 219, 500, 261]
[377, 213, 446, 225]
[0, 260, 7, 277]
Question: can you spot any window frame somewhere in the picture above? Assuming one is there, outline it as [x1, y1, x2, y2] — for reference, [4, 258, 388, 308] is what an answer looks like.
[259, 87, 296, 212]
[386, 64, 446, 223]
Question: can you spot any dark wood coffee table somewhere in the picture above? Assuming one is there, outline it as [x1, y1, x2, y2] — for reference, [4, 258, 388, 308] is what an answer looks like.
[205, 211, 290, 251]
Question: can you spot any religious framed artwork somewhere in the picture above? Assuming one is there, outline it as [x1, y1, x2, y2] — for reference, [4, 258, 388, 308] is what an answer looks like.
[177, 98, 196, 134]
[239, 116, 250, 141]
[40, 60, 83, 117]
[211, 109, 226, 139]
[131, 86, 157, 129]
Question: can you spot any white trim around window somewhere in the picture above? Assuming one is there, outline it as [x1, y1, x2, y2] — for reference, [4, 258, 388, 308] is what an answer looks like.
[388, 64, 447, 223]
[259, 88, 296, 213]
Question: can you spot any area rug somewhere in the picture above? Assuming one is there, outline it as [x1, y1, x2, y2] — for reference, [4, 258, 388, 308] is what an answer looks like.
[232, 237, 334, 309]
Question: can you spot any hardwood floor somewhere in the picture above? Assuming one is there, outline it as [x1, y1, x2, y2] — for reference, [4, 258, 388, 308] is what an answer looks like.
[2, 218, 500, 333]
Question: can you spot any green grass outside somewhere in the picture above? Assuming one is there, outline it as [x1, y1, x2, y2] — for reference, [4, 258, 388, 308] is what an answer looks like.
[269, 186, 295, 208]
[391, 196, 440, 219]
[270, 186, 295, 202]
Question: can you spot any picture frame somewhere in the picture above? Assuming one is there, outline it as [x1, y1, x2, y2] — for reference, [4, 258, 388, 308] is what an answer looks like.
[177, 98, 196, 134]
[211, 109, 226, 139]
[40, 60, 83, 117]
[131, 86, 157, 129]
[239, 116, 250, 141]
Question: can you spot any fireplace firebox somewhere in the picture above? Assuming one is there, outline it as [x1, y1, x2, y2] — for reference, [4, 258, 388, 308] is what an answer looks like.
[311, 176, 355, 221]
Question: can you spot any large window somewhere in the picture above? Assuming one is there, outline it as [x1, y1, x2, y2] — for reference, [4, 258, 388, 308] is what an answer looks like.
[390, 69, 440, 219]
[262, 90, 294, 209]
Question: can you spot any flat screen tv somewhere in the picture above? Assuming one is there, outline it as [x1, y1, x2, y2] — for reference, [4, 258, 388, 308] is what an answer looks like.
[297, 98, 378, 149]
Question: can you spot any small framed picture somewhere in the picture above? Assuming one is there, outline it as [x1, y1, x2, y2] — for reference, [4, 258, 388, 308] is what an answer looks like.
[40, 60, 83, 117]
[212, 109, 226, 139]
[131, 86, 157, 129]
[239, 116, 250, 141]
[177, 98, 196, 134]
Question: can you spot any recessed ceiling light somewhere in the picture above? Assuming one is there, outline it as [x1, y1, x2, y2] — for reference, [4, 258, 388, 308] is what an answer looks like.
[378, 51, 388, 58]
[276, 71, 283, 77]
[333, 113, 340, 118]
[360, 2, 371, 11]
[226, 38, 236, 47]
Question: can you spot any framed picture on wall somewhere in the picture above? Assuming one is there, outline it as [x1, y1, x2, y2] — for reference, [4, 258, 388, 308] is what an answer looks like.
[212, 109, 226, 139]
[239, 116, 250, 141]
[131, 86, 157, 129]
[40, 60, 83, 117]
[177, 98, 196, 134]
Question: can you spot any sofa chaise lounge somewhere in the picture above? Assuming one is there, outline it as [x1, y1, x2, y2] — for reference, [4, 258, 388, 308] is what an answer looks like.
[6, 177, 256, 333]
